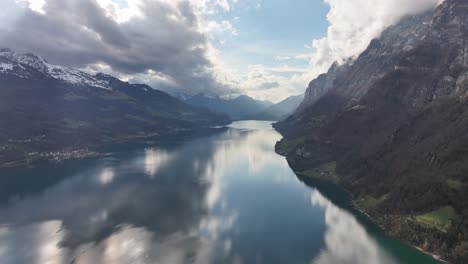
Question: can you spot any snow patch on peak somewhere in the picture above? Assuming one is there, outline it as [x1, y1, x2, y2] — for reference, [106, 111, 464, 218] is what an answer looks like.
[0, 50, 48, 72]
[0, 62, 13, 72]
[18, 53, 49, 72]
[0, 49, 111, 90]
[47, 64, 110, 90]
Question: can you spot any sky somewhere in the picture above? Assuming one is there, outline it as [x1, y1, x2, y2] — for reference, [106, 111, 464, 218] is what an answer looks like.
[0, 0, 443, 102]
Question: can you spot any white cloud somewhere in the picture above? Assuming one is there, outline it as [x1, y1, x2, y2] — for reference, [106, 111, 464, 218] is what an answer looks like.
[310, 191, 397, 264]
[95, 0, 143, 23]
[4, 0, 446, 103]
[226, 64, 306, 102]
[210, 0, 444, 103]
[205, 20, 238, 36]
[274, 56, 292, 61]
[3, 0, 243, 96]
[304, 0, 443, 80]
[215, 0, 230, 11]
[16, 0, 46, 14]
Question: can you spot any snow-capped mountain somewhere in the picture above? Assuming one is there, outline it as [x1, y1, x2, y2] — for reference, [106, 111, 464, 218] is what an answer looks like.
[0, 48, 110, 89]
[0, 49, 229, 165]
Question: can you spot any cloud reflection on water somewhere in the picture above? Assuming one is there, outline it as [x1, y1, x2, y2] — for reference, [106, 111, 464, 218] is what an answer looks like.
[0, 123, 262, 264]
[200, 122, 285, 209]
[97, 168, 115, 185]
[144, 148, 172, 178]
[310, 191, 397, 264]
[0, 121, 416, 264]
[0, 221, 66, 264]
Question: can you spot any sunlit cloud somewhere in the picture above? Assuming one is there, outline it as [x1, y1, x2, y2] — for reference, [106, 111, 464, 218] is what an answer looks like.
[16, 0, 46, 14]
[0, 0, 447, 103]
[302, 0, 443, 82]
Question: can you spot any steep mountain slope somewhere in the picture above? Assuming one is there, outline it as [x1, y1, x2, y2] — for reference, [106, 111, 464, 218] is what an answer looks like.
[251, 95, 304, 121]
[185, 94, 273, 120]
[275, 0, 468, 262]
[0, 49, 229, 164]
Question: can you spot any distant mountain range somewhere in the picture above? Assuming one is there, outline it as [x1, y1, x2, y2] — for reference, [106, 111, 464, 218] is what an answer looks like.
[0, 49, 229, 164]
[251, 95, 303, 121]
[184, 94, 273, 120]
[275, 0, 468, 262]
[183, 93, 302, 121]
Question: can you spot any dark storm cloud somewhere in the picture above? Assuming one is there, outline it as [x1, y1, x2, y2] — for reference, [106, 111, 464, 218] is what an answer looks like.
[0, 0, 233, 95]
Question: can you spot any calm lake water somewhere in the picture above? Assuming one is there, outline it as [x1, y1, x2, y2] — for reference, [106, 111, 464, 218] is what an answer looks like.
[0, 121, 441, 264]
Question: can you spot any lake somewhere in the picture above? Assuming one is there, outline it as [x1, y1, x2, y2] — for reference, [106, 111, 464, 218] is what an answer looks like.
[0, 121, 441, 264]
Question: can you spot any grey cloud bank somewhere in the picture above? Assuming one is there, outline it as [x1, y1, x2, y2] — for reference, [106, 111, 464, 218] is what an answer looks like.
[0, 0, 232, 95]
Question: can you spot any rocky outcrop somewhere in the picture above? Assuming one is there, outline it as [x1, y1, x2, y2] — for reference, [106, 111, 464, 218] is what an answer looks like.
[296, 11, 433, 114]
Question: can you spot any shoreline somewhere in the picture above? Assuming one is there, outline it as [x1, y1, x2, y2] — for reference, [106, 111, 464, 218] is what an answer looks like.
[0, 148, 101, 168]
[353, 204, 448, 263]
[278, 151, 449, 264]
[0, 134, 158, 169]
[415, 246, 447, 263]
[0, 125, 230, 169]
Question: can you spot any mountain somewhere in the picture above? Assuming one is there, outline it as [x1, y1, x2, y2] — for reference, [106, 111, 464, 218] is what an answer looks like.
[251, 95, 304, 121]
[0, 49, 229, 165]
[185, 94, 273, 120]
[275, 0, 468, 262]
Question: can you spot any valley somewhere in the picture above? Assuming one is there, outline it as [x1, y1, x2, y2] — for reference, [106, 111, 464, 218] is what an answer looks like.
[0, 0, 467, 263]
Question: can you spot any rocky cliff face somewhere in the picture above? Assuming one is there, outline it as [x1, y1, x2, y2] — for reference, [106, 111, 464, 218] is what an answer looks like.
[296, 11, 433, 114]
[276, 0, 468, 263]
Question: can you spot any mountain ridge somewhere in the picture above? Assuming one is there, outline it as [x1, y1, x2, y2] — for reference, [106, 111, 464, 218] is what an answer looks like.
[0, 49, 229, 165]
[275, 0, 468, 262]
[250, 95, 304, 121]
[0, 48, 112, 89]
[184, 93, 273, 120]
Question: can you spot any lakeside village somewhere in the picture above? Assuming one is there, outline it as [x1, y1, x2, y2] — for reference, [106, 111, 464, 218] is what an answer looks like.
[27, 148, 99, 163]
[0, 136, 99, 167]
[0, 131, 165, 167]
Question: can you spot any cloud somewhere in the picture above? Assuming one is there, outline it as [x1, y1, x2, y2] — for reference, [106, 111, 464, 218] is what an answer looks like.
[205, 20, 238, 36]
[16, 0, 46, 14]
[304, 0, 443, 80]
[210, 0, 444, 103]
[258, 81, 280, 90]
[0, 0, 236, 96]
[215, 0, 230, 12]
[227, 64, 305, 102]
[274, 56, 292, 61]
[0, 0, 446, 103]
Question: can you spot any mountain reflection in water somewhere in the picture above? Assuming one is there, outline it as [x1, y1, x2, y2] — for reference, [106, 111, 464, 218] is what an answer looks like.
[0, 121, 440, 264]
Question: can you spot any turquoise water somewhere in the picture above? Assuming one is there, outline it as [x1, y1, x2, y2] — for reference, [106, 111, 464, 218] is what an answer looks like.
[0, 121, 441, 264]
